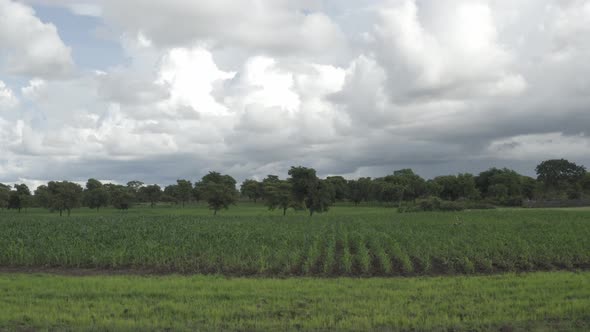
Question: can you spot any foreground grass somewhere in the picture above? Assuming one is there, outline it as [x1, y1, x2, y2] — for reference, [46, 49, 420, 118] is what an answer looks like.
[1, 207, 590, 276]
[0, 272, 588, 331]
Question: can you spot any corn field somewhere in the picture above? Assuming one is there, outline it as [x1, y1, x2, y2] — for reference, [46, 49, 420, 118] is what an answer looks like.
[1, 209, 589, 276]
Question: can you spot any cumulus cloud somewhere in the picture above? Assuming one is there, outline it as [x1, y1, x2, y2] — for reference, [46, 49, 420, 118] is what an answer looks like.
[0, 81, 18, 110]
[372, 0, 526, 101]
[0, 0, 74, 78]
[1, 0, 590, 186]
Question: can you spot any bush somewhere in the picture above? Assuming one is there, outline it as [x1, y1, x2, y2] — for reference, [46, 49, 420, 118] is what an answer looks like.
[399, 197, 495, 213]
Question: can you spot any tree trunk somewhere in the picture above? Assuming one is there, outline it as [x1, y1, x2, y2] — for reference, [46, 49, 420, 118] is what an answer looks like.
[283, 207, 287, 216]
[67, 209, 71, 217]
[59, 209, 63, 217]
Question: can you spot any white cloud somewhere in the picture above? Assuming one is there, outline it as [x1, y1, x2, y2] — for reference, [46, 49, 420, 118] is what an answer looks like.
[96, 0, 349, 63]
[2, 0, 590, 184]
[0, 0, 74, 78]
[373, 0, 524, 101]
[0, 81, 18, 110]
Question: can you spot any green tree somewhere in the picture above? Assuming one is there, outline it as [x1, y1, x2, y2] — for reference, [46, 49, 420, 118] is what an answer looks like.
[288, 166, 334, 216]
[176, 179, 193, 207]
[0, 183, 10, 209]
[240, 179, 263, 203]
[192, 182, 203, 203]
[476, 168, 523, 198]
[520, 176, 538, 200]
[582, 173, 590, 194]
[262, 175, 280, 185]
[381, 169, 427, 202]
[110, 185, 134, 210]
[425, 180, 443, 197]
[8, 184, 32, 212]
[200, 172, 238, 215]
[433, 174, 479, 201]
[47, 181, 83, 216]
[34, 185, 50, 208]
[305, 179, 335, 216]
[83, 179, 109, 212]
[377, 181, 406, 207]
[263, 179, 294, 216]
[8, 192, 21, 212]
[126, 180, 144, 202]
[164, 184, 179, 205]
[536, 159, 586, 189]
[348, 178, 373, 205]
[326, 176, 349, 201]
[488, 184, 509, 201]
[139, 184, 162, 208]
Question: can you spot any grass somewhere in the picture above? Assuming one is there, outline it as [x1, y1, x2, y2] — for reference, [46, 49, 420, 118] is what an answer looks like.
[0, 271, 588, 331]
[1, 205, 589, 276]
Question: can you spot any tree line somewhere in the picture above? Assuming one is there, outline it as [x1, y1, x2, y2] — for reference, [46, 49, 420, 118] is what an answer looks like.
[1, 159, 589, 216]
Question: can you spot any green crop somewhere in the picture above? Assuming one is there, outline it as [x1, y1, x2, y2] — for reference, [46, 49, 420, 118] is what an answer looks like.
[0, 206, 589, 276]
[0, 272, 589, 331]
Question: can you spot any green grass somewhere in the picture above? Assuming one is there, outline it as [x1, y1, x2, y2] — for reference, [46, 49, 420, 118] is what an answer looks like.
[1, 205, 589, 276]
[0, 272, 588, 331]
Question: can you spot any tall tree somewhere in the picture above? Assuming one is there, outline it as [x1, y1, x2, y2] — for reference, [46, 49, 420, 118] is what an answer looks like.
[199, 172, 238, 215]
[8, 184, 32, 212]
[126, 180, 144, 203]
[381, 169, 427, 203]
[348, 178, 373, 205]
[176, 179, 193, 207]
[263, 178, 294, 216]
[192, 182, 203, 203]
[305, 179, 335, 216]
[433, 174, 479, 201]
[83, 179, 109, 212]
[240, 179, 263, 203]
[0, 183, 10, 210]
[288, 166, 334, 216]
[520, 176, 538, 200]
[377, 182, 406, 208]
[110, 185, 134, 210]
[47, 181, 83, 216]
[139, 184, 162, 208]
[582, 172, 590, 193]
[476, 168, 523, 199]
[326, 176, 349, 201]
[536, 159, 586, 188]
[34, 185, 50, 209]
[8, 192, 22, 212]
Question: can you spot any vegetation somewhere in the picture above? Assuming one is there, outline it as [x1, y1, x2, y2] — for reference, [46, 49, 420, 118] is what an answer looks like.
[1, 159, 588, 216]
[0, 159, 588, 330]
[0, 272, 588, 331]
[1, 206, 589, 276]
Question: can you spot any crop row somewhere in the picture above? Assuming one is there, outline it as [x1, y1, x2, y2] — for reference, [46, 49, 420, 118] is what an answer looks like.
[0, 210, 589, 276]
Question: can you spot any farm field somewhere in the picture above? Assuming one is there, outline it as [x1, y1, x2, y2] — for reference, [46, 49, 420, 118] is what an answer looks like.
[1, 205, 589, 276]
[1, 272, 589, 331]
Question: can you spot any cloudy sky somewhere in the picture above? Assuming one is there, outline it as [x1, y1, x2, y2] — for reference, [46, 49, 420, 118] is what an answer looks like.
[1, 0, 589, 187]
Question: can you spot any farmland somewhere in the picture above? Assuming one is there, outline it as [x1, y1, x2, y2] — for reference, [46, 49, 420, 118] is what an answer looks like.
[1, 272, 589, 331]
[1, 205, 589, 276]
[1, 205, 590, 331]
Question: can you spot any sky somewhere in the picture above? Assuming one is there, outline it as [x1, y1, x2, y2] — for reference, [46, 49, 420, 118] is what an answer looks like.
[0, 0, 589, 188]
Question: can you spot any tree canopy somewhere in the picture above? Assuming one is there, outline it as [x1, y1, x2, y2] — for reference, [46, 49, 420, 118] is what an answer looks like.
[198, 172, 238, 215]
